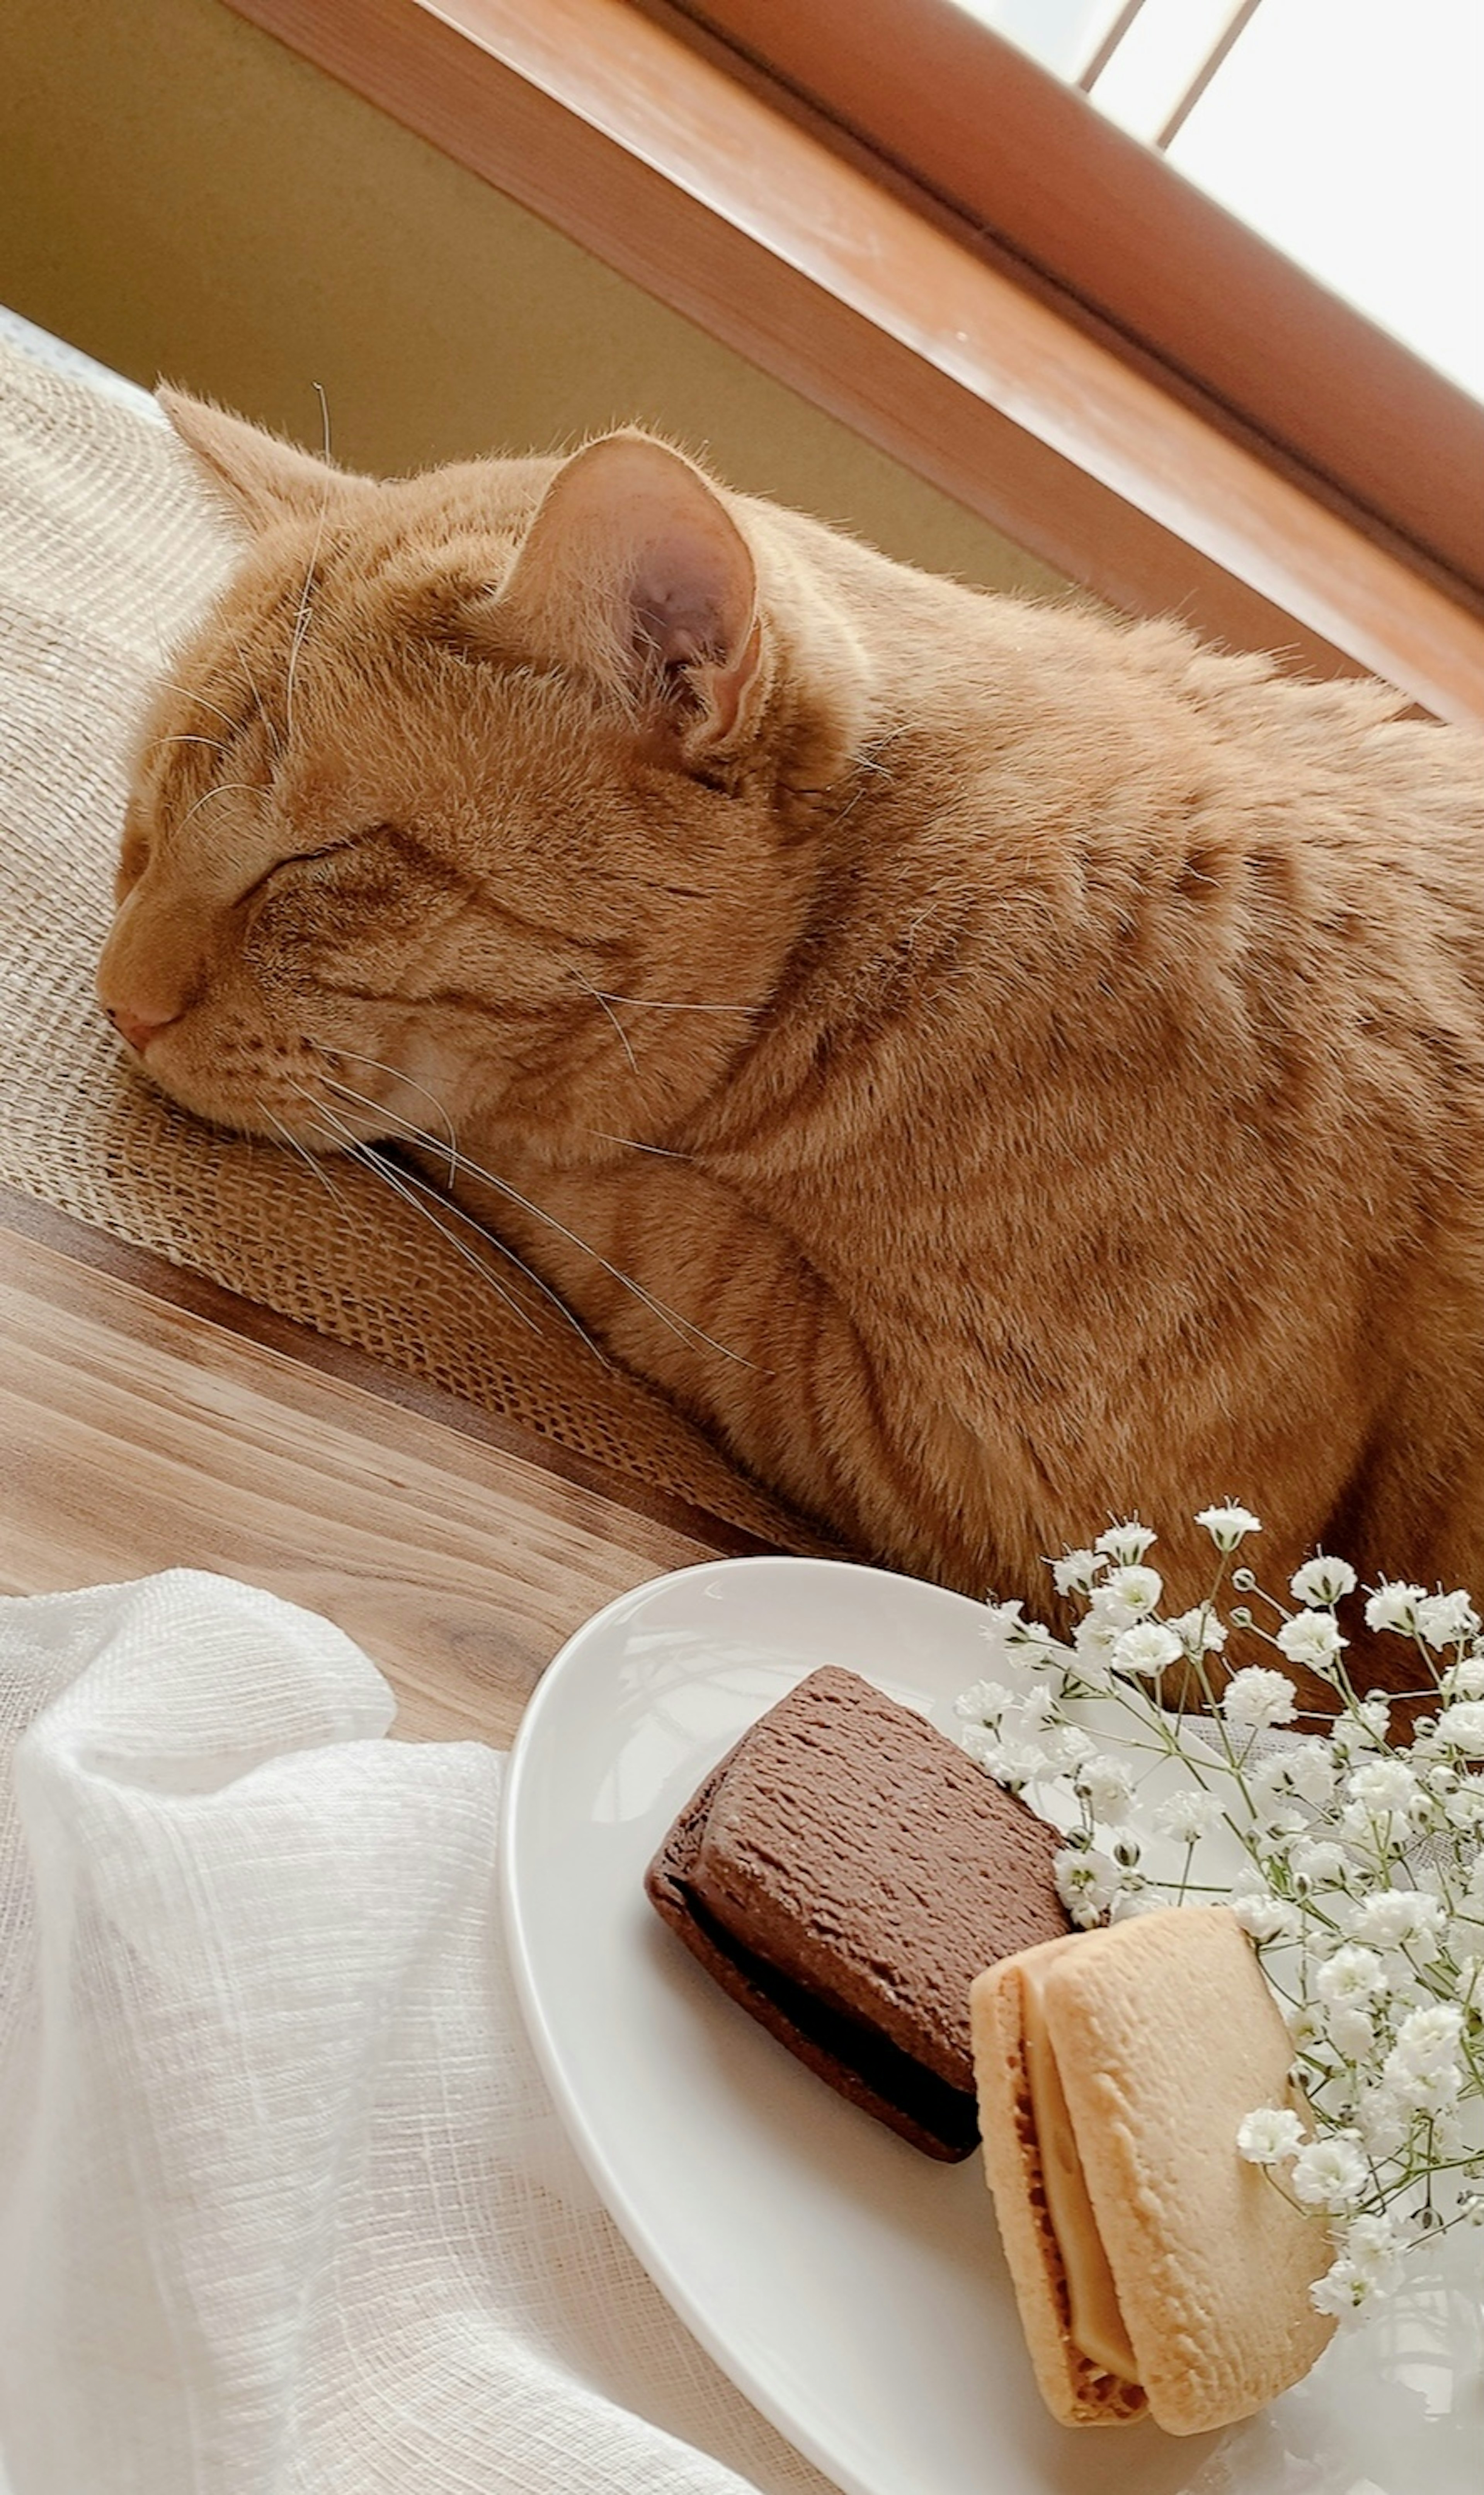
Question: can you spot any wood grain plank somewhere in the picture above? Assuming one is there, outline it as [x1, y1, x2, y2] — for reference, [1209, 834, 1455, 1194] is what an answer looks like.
[0, 1227, 723, 1744]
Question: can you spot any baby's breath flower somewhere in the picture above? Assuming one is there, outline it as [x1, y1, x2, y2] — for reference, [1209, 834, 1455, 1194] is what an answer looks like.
[1346, 1891, 1443, 1954]
[1236, 2105, 1305, 2164]
[1436, 1699, 1484, 1757]
[1112, 1621, 1183, 1678]
[1053, 1845, 1122, 1928]
[1278, 1743, 1339, 1807]
[1232, 1892, 1302, 1943]
[1195, 1502, 1261, 1552]
[963, 1504, 1484, 2319]
[1050, 1547, 1102, 1597]
[1275, 1611, 1348, 1674]
[1441, 1656, 1484, 1703]
[1415, 1590, 1480, 1648]
[954, 1679, 1018, 1728]
[1076, 1755, 1136, 1824]
[1315, 1945, 1388, 2008]
[1325, 2004, 1377, 2059]
[1094, 1522, 1156, 1567]
[1103, 1563, 1162, 1618]
[1346, 1759, 1421, 1816]
[1290, 2134, 1369, 2212]
[1387, 2000, 1464, 2074]
[1364, 1582, 1427, 1635]
[1068, 1614, 1120, 1689]
[1152, 1788, 1225, 1844]
[1290, 1555, 1358, 1606]
[1166, 1604, 1228, 1656]
[1220, 1666, 1298, 1731]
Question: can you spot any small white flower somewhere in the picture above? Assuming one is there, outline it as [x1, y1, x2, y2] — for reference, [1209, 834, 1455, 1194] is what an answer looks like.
[1103, 1563, 1162, 1617]
[1095, 1522, 1156, 1567]
[1053, 1846, 1122, 1928]
[1166, 1604, 1228, 1656]
[1236, 2105, 1305, 2164]
[1346, 1891, 1443, 1953]
[1440, 1656, 1484, 1702]
[958, 1724, 1009, 1774]
[1152, 1788, 1225, 1844]
[1275, 1611, 1348, 1674]
[1415, 1590, 1481, 1649]
[1436, 1699, 1484, 1757]
[1364, 1582, 1427, 1635]
[1112, 1621, 1183, 1678]
[1325, 2004, 1376, 2059]
[1195, 1503, 1262, 1552]
[1017, 1685, 1061, 1735]
[1355, 1696, 1392, 1741]
[1220, 1667, 1298, 1730]
[1042, 1723, 1098, 1772]
[1290, 2134, 1369, 2211]
[1290, 1555, 1358, 1606]
[1280, 1743, 1339, 1807]
[1067, 1614, 1119, 1689]
[1387, 2000, 1464, 2074]
[955, 1679, 1018, 1728]
[1051, 1547, 1102, 1597]
[1232, 1892, 1302, 1943]
[1346, 1759, 1421, 1816]
[1315, 1945, 1388, 2008]
[1287, 1836, 1347, 1887]
[1075, 1754, 1136, 1824]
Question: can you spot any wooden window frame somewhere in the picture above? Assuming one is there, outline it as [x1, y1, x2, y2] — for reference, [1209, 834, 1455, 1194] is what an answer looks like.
[224, 0, 1484, 726]
[671, 0, 1484, 604]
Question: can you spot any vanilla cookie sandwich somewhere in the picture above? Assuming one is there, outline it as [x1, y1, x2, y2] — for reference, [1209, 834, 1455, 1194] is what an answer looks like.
[970, 1904, 1336, 2432]
[645, 1664, 1070, 2159]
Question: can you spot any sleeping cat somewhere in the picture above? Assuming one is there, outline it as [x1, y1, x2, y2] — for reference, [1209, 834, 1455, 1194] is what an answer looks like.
[97, 392, 1484, 1664]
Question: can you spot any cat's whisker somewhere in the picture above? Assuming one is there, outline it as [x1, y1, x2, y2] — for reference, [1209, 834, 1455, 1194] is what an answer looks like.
[256, 1098, 372, 1238]
[153, 680, 241, 733]
[568, 966, 638, 1075]
[157, 733, 231, 756]
[592, 993, 757, 1015]
[369, 1143, 613, 1363]
[591, 1132, 692, 1160]
[300, 1076, 609, 1356]
[284, 484, 333, 748]
[314, 1047, 459, 1188]
[301, 1088, 544, 1336]
[311, 1080, 753, 1371]
[223, 624, 283, 760]
[174, 780, 261, 834]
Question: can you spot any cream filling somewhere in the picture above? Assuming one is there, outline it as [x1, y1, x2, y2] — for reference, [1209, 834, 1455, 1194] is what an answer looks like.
[1020, 1959, 1140, 2383]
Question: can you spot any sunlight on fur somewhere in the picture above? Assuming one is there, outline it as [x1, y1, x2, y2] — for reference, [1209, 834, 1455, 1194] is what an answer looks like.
[96, 391, 1484, 1687]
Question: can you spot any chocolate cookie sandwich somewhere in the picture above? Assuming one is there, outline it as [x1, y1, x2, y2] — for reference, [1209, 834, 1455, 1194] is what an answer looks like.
[644, 1664, 1070, 2159]
[970, 1906, 1336, 2433]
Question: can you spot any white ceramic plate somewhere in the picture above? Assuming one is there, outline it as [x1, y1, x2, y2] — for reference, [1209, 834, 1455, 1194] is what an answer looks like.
[499, 1555, 1215, 2495]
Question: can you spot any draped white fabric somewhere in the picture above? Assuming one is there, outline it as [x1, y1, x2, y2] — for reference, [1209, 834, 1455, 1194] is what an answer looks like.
[0, 1573, 830, 2495]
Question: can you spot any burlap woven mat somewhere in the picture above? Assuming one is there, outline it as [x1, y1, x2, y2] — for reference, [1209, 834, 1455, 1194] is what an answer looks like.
[0, 322, 807, 1546]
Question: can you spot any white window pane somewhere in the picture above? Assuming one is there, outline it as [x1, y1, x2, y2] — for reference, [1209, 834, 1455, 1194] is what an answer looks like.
[1089, 0, 1254, 143]
[955, 0, 1130, 82]
[1164, 0, 1484, 399]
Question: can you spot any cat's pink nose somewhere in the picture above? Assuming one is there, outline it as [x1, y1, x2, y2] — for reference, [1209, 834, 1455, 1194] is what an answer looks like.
[106, 1004, 175, 1055]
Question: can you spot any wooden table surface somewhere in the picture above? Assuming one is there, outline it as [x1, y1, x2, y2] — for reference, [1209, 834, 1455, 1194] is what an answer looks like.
[0, 1187, 751, 1745]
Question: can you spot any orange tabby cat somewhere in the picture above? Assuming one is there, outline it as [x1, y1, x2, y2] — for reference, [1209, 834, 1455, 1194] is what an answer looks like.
[98, 393, 1484, 1653]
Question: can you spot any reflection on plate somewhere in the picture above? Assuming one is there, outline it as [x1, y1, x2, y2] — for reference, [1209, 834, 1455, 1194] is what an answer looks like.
[500, 1556, 1217, 2495]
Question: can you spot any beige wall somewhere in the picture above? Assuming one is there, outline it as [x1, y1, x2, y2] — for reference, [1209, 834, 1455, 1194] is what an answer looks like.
[0, 0, 1063, 597]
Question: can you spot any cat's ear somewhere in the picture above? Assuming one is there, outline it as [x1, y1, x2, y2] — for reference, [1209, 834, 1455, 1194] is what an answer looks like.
[497, 434, 764, 758]
[157, 389, 362, 532]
